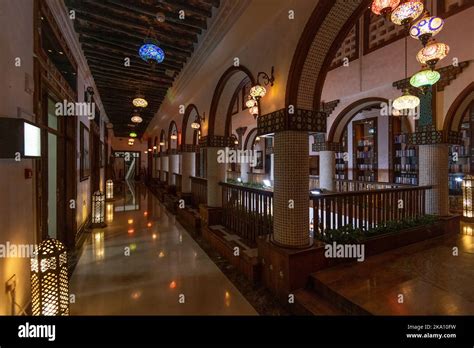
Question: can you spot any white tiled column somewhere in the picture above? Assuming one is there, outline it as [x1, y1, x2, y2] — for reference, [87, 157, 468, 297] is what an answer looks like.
[206, 147, 226, 207]
[181, 151, 196, 193]
[419, 144, 449, 216]
[319, 150, 335, 191]
[161, 155, 169, 182]
[169, 154, 179, 185]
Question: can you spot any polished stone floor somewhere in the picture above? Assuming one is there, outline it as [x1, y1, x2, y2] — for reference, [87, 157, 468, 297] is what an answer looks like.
[70, 182, 257, 315]
[313, 232, 474, 315]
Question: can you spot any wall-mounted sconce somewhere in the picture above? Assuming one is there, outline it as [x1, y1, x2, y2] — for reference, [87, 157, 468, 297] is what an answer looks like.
[170, 131, 178, 140]
[246, 67, 275, 120]
[191, 112, 206, 129]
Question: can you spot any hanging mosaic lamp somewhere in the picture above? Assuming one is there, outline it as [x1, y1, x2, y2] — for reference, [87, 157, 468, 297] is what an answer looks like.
[246, 96, 257, 108]
[129, 132, 138, 138]
[191, 118, 200, 129]
[410, 67, 440, 93]
[410, 12, 445, 45]
[131, 113, 143, 123]
[393, 88, 420, 110]
[391, 0, 424, 26]
[139, 39, 165, 64]
[371, 0, 400, 16]
[416, 40, 449, 69]
[249, 106, 259, 118]
[133, 93, 148, 108]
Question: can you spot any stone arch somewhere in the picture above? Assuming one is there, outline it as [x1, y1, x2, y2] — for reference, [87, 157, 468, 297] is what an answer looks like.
[285, 0, 371, 110]
[244, 127, 258, 150]
[328, 97, 388, 143]
[182, 104, 200, 145]
[443, 82, 474, 132]
[208, 65, 256, 137]
[168, 120, 179, 150]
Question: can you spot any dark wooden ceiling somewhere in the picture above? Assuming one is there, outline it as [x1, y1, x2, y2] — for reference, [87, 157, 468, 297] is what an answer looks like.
[65, 0, 220, 137]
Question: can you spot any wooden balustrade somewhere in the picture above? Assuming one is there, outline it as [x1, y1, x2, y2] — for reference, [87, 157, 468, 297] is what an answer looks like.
[310, 185, 432, 236]
[335, 179, 409, 192]
[174, 173, 182, 192]
[220, 182, 273, 243]
[190, 176, 207, 206]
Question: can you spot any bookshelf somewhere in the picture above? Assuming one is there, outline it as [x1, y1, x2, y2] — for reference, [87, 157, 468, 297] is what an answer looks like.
[449, 120, 471, 195]
[393, 133, 418, 185]
[353, 118, 377, 182]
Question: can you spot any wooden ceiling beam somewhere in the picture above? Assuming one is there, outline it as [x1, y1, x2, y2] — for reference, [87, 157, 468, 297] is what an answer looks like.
[159, 0, 212, 18]
[86, 58, 174, 81]
[106, 0, 207, 31]
[88, 64, 174, 86]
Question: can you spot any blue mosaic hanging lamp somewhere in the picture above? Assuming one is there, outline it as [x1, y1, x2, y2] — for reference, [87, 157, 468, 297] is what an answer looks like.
[139, 27, 165, 64]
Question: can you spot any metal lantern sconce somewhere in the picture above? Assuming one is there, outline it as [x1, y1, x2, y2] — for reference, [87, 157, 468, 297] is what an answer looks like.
[463, 175, 474, 219]
[247, 67, 275, 119]
[31, 239, 69, 316]
[106, 179, 114, 201]
[92, 191, 107, 227]
[191, 112, 205, 130]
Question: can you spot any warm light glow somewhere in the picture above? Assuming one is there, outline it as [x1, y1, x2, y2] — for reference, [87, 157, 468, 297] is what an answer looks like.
[31, 239, 69, 316]
[144, 211, 148, 216]
[128, 219, 134, 224]
[170, 133, 178, 140]
[249, 106, 259, 117]
[416, 41, 449, 67]
[169, 281, 176, 289]
[159, 251, 165, 258]
[106, 203, 114, 222]
[246, 97, 257, 108]
[191, 121, 200, 129]
[250, 85, 266, 99]
[410, 13, 444, 43]
[129, 132, 137, 138]
[106, 180, 114, 200]
[159, 141, 165, 146]
[148, 148, 152, 152]
[147, 222, 152, 228]
[390, 0, 423, 25]
[153, 234, 157, 240]
[393, 89, 420, 110]
[371, 0, 400, 15]
[131, 291, 141, 300]
[410, 68, 440, 89]
[144, 150, 148, 154]
[133, 96, 148, 108]
[463, 175, 474, 218]
[92, 231, 105, 261]
[128, 229, 134, 234]
[153, 145, 158, 150]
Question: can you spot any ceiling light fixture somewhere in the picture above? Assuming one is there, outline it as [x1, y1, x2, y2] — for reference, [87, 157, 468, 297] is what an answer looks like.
[390, 0, 424, 26]
[371, 0, 400, 16]
[410, 67, 440, 93]
[139, 27, 165, 64]
[416, 40, 449, 69]
[133, 93, 148, 108]
[410, 12, 445, 46]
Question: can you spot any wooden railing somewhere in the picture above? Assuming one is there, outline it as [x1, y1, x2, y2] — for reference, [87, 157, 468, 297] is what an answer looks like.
[335, 179, 409, 192]
[220, 182, 273, 243]
[310, 185, 432, 235]
[226, 171, 270, 185]
[190, 176, 207, 206]
[174, 173, 182, 192]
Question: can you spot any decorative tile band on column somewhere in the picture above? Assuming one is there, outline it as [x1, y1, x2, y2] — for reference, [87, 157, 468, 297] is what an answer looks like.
[405, 126, 463, 146]
[167, 149, 179, 155]
[181, 144, 199, 153]
[273, 130, 311, 248]
[257, 108, 326, 136]
[199, 135, 234, 148]
[312, 141, 342, 152]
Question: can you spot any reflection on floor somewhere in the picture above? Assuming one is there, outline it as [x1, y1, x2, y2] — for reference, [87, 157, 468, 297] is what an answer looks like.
[70, 182, 257, 315]
[312, 232, 474, 315]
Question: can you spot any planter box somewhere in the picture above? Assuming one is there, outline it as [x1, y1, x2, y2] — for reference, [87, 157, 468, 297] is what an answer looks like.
[258, 215, 460, 299]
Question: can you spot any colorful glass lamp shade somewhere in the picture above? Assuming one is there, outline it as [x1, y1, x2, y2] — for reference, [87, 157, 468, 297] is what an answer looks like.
[391, 0, 424, 25]
[416, 41, 449, 69]
[393, 89, 420, 110]
[410, 68, 440, 93]
[249, 106, 259, 118]
[371, 0, 400, 16]
[129, 132, 137, 138]
[139, 41, 165, 63]
[246, 97, 257, 108]
[133, 95, 148, 108]
[250, 85, 266, 100]
[191, 118, 200, 129]
[410, 13, 445, 45]
[131, 114, 143, 123]
[170, 132, 178, 140]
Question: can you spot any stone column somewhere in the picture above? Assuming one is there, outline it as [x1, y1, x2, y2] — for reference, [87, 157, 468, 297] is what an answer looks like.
[160, 155, 169, 182]
[181, 151, 196, 193]
[273, 131, 310, 248]
[418, 144, 449, 216]
[168, 153, 179, 185]
[319, 150, 335, 191]
[156, 154, 161, 178]
[207, 147, 227, 207]
[240, 161, 250, 183]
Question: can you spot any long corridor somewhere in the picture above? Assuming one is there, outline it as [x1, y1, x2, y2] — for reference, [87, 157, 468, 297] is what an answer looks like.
[69, 182, 257, 315]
